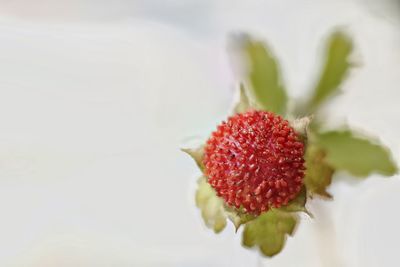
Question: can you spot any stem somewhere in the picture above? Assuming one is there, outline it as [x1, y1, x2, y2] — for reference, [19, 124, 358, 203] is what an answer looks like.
[312, 200, 343, 267]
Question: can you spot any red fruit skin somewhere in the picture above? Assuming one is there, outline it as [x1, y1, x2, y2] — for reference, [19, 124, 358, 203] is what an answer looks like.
[203, 110, 305, 215]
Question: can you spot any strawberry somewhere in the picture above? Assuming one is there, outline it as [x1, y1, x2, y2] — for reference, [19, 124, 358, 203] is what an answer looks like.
[203, 110, 305, 215]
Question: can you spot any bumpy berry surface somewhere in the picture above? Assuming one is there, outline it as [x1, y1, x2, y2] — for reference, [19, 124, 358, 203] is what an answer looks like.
[203, 110, 305, 215]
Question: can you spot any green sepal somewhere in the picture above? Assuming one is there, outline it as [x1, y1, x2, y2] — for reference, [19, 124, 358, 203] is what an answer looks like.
[279, 186, 311, 216]
[224, 205, 256, 232]
[195, 176, 227, 233]
[242, 209, 298, 257]
[233, 84, 252, 114]
[304, 144, 335, 198]
[181, 145, 205, 171]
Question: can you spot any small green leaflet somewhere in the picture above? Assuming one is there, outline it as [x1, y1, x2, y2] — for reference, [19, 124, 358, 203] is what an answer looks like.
[279, 186, 310, 215]
[195, 176, 257, 233]
[289, 116, 312, 141]
[242, 37, 287, 115]
[316, 130, 398, 177]
[181, 145, 205, 171]
[195, 176, 227, 233]
[233, 84, 251, 114]
[304, 145, 334, 198]
[242, 209, 298, 257]
[224, 205, 256, 232]
[308, 31, 353, 113]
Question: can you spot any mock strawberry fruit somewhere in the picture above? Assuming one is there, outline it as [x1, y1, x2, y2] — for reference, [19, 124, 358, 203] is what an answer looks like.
[203, 110, 305, 215]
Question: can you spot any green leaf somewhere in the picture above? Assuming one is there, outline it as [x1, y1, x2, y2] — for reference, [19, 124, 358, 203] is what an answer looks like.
[233, 84, 252, 114]
[308, 31, 353, 112]
[304, 145, 334, 198]
[195, 177, 257, 233]
[195, 176, 227, 233]
[316, 130, 398, 177]
[279, 186, 309, 214]
[242, 37, 287, 115]
[242, 210, 298, 257]
[181, 145, 204, 171]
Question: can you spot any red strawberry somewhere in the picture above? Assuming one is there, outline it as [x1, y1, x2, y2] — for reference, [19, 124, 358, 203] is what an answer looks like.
[203, 110, 305, 215]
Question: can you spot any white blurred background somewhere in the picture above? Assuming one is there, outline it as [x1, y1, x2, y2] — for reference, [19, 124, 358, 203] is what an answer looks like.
[0, 0, 399, 266]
